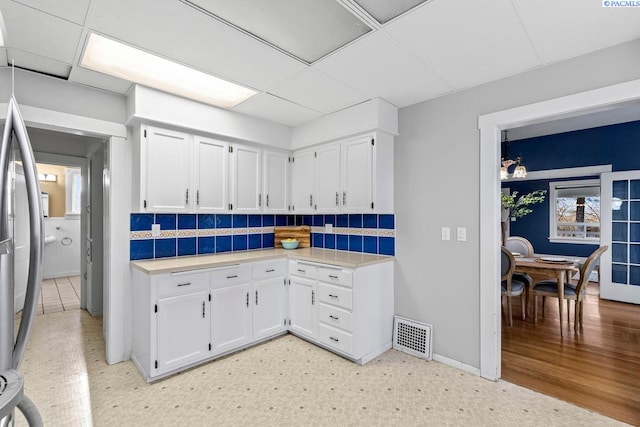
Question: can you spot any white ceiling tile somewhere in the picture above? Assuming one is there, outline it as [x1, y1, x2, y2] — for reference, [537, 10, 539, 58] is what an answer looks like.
[269, 68, 369, 114]
[6, 49, 71, 78]
[232, 93, 322, 127]
[68, 67, 132, 94]
[313, 31, 453, 108]
[12, 0, 91, 25]
[513, 0, 640, 64]
[87, 0, 307, 91]
[385, 0, 541, 90]
[1, 0, 82, 64]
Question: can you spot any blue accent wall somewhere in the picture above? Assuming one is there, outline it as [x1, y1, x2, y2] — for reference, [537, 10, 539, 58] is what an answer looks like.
[503, 120, 640, 256]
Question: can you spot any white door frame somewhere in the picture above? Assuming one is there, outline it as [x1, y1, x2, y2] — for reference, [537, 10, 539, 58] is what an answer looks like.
[478, 78, 640, 380]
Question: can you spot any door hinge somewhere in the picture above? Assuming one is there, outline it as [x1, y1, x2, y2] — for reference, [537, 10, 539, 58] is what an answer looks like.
[144, 200, 147, 209]
[228, 203, 233, 210]
[229, 146, 233, 153]
[154, 304, 157, 313]
[154, 360, 158, 369]
[284, 318, 286, 326]
[288, 319, 291, 326]
[292, 157, 295, 163]
[209, 293, 211, 302]
[284, 278, 286, 285]
[209, 343, 212, 351]
[371, 202, 374, 209]
[371, 138, 374, 146]
[314, 152, 317, 158]
[288, 157, 291, 163]
[144, 129, 147, 138]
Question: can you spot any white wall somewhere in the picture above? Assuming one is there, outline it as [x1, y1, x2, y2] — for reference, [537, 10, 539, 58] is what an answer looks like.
[394, 38, 640, 368]
[43, 218, 81, 279]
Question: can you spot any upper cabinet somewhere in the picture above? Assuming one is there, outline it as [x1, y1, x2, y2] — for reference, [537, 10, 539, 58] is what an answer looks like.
[290, 132, 393, 214]
[194, 136, 228, 213]
[263, 150, 289, 214]
[230, 144, 262, 213]
[144, 127, 191, 212]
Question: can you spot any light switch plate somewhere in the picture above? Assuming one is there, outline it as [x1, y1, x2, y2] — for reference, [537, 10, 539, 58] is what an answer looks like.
[457, 227, 467, 242]
[151, 223, 160, 237]
[325, 223, 333, 233]
[441, 227, 450, 241]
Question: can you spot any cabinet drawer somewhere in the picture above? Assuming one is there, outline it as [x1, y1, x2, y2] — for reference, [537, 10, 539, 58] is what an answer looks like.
[289, 260, 317, 279]
[157, 272, 210, 299]
[318, 283, 353, 310]
[210, 265, 251, 289]
[318, 303, 353, 332]
[318, 268, 353, 288]
[318, 323, 353, 355]
[253, 259, 286, 280]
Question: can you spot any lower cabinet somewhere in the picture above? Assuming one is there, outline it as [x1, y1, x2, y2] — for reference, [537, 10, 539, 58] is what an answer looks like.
[131, 257, 393, 382]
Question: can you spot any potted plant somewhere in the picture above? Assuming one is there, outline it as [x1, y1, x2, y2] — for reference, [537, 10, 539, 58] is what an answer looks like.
[501, 190, 546, 245]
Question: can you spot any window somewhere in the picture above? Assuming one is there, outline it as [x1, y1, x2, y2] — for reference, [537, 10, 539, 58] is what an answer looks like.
[549, 179, 600, 244]
[65, 168, 82, 217]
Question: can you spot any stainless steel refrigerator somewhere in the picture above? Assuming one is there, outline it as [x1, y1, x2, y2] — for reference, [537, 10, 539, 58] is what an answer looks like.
[0, 95, 44, 426]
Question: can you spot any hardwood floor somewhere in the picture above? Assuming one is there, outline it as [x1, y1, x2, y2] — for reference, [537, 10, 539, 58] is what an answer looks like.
[501, 282, 640, 426]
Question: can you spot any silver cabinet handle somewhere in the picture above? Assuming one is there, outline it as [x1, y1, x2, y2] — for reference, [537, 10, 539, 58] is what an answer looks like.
[226, 274, 238, 279]
[328, 294, 338, 299]
[343, 191, 346, 206]
[255, 290, 259, 305]
[196, 190, 200, 206]
[309, 194, 313, 207]
[311, 290, 315, 305]
[329, 315, 339, 320]
[330, 337, 339, 342]
[297, 269, 306, 274]
[266, 194, 269, 207]
[202, 301, 205, 318]
[186, 188, 189, 204]
[246, 292, 249, 307]
[266, 269, 275, 273]
[177, 282, 191, 287]
[258, 193, 262, 207]
[328, 275, 339, 280]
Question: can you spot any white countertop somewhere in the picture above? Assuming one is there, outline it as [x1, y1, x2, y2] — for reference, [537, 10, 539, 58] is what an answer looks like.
[130, 248, 394, 275]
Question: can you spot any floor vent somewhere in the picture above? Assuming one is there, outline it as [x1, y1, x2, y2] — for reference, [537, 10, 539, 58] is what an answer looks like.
[393, 316, 432, 361]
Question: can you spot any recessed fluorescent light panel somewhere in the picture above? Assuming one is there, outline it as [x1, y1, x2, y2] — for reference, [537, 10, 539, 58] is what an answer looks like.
[353, 0, 428, 24]
[80, 33, 256, 109]
[184, 0, 371, 63]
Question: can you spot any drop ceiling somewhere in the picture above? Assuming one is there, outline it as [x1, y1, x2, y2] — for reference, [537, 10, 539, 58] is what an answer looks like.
[1, 0, 640, 129]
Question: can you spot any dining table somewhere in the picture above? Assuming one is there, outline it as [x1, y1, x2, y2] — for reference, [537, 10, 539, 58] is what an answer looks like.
[514, 256, 580, 337]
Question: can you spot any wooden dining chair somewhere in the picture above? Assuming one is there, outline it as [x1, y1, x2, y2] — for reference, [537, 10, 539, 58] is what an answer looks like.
[532, 246, 608, 333]
[505, 236, 534, 313]
[501, 246, 526, 326]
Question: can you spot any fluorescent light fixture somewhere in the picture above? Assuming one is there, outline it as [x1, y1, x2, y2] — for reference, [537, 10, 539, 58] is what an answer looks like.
[81, 33, 256, 108]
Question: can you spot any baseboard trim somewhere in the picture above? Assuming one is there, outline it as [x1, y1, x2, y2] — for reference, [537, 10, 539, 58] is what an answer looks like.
[432, 353, 482, 377]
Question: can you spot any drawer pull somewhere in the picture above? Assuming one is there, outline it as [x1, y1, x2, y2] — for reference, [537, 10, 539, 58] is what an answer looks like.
[311, 290, 315, 305]
[202, 301, 205, 318]
[177, 282, 192, 287]
[266, 269, 275, 273]
[297, 269, 306, 273]
[328, 275, 339, 280]
[329, 315, 339, 321]
[226, 274, 238, 279]
[330, 336, 339, 342]
[328, 294, 339, 299]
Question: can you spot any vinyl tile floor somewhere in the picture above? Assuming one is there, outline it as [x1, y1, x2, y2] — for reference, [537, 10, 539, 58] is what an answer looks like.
[12, 310, 628, 426]
[38, 275, 81, 315]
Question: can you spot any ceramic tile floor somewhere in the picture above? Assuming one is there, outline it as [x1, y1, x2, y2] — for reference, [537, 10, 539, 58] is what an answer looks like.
[11, 310, 628, 427]
[38, 276, 80, 314]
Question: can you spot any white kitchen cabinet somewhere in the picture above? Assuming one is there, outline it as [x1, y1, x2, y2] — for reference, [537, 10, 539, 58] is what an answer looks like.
[341, 136, 373, 213]
[156, 289, 210, 374]
[194, 136, 228, 213]
[315, 143, 341, 214]
[210, 283, 252, 354]
[230, 143, 262, 213]
[143, 126, 191, 212]
[263, 150, 289, 214]
[288, 275, 316, 339]
[253, 277, 287, 340]
[290, 149, 315, 214]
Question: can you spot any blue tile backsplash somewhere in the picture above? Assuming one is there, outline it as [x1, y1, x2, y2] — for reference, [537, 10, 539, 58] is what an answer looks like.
[130, 213, 395, 261]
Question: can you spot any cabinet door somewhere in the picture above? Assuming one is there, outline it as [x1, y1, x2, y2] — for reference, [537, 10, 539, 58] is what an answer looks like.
[315, 144, 341, 214]
[253, 277, 287, 340]
[341, 136, 373, 213]
[289, 276, 316, 338]
[290, 149, 315, 214]
[211, 283, 251, 354]
[156, 290, 210, 374]
[230, 144, 262, 213]
[145, 126, 191, 212]
[263, 150, 289, 214]
[194, 136, 228, 213]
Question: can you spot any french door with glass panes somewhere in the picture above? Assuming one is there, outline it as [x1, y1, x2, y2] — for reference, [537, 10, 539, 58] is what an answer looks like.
[601, 171, 640, 304]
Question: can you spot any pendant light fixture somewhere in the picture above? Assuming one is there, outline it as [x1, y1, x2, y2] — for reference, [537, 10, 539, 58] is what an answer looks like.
[500, 130, 527, 180]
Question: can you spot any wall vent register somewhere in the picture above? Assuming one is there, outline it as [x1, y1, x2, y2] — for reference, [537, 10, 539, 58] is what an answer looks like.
[393, 315, 432, 361]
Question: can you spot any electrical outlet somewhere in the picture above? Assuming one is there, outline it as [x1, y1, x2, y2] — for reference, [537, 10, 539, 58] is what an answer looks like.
[457, 227, 467, 242]
[151, 223, 160, 237]
[441, 227, 450, 241]
[325, 223, 333, 233]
